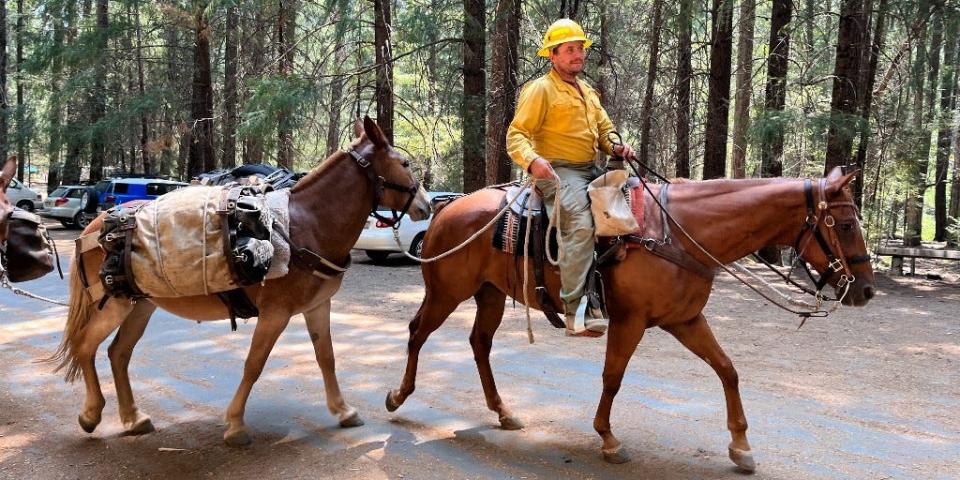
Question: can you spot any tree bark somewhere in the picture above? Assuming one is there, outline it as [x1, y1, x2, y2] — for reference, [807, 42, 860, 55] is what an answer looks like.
[242, 6, 268, 165]
[760, 0, 793, 178]
[934, 18, 957, 241]
[853, 0, 885, 208]
[462, 0, 486, 193]
[87, 0, 109, 181]
[15, 0, 24, 181]
[132, 0, 151, 175]
[824, 0, 866, 174]
[731, 0, 755, 179]
[485, 0, 520, 184]
[638, 0, 664, 167]
[188, 2, 215, 178]
[1, 0, 10, 164]
[222, 2, 239, 169]
[904, 3, 938, 247]
[675, 0, 693, 178]
[560, 0, 581, 20]
[276, 0, 297, 169]
[374, 0, 394, 143]
[596, 2, 617, 123]
[325, 0, 351, 157]
[703, 0, 734, 179]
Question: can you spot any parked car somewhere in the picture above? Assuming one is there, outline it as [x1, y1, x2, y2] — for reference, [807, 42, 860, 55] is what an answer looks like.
[353, 191, 462, 262]
[39, 185, 91, 229]
[4, 177, 43, 212]
[94, 177, 188, 210]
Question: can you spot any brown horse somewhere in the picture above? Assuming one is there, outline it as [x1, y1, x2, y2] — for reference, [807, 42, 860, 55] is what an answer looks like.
[0, 156, 16, 246]
[385, 167, 874, 471]
[50, 117, 431, 446]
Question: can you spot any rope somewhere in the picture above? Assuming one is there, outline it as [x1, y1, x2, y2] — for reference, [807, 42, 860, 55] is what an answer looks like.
[0, 266, 68, 306]
[521, 191, 535, 344]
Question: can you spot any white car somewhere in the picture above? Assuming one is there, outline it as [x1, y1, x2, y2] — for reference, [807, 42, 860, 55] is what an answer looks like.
[354, 191, 461, 262]
[5, 177, 43, 212]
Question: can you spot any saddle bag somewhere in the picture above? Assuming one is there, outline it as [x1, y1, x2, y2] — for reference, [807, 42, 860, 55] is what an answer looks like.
[2, 208, 55, 282]
[588, 170, 639, 237]
[99, 185, 274, 299]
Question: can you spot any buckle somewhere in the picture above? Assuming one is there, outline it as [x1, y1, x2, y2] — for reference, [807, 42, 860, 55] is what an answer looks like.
[828, 258, 843, 272]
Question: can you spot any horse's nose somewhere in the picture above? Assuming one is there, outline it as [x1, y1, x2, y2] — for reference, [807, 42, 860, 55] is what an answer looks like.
[863, 285, 875, 300]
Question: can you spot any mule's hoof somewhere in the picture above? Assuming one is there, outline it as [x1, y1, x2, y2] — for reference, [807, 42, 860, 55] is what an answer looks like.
[125, 416, 155, 435]
[224, 428, 252, 447]
[339, 411, 365, 428]
[602, 446, 630, 464]
[385, 390, 401, 412]
[728, 447, 756, 472]
[78, 413, 99, 434]
[499, 415, 524, 431]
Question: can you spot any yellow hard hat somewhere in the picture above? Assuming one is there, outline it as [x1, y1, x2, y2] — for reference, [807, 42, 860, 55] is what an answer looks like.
[538, 18, 593, 57]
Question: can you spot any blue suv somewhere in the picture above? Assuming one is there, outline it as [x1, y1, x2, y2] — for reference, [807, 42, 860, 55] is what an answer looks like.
[94, 177, 188, 211]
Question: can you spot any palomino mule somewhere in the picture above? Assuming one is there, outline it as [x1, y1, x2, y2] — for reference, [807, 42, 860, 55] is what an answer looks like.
[0, 156, 17, 246]
[385, 167, 874, 471]
[50, 117, 431, 446]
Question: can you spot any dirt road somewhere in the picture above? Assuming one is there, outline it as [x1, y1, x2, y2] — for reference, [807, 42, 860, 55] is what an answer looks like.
[1, 224, 958, 479]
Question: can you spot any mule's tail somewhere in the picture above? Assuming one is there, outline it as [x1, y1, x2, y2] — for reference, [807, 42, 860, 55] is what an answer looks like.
[46, 251, 93, 383]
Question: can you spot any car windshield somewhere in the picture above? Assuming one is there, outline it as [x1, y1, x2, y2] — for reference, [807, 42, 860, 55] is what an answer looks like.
[49, 187, 67, 198]
[94, 180, 111, 194]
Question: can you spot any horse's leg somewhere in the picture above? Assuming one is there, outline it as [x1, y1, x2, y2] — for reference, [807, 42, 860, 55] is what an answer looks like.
[663, 314, 755, 472]
[75, 299, 136, 433]
[385, 292, 462, 411]
[593, 315, 646, 464]
[223, 311, 291, 446]
[469, 283, 522, 430]
[303, 301, 363, 428]
[107, 300, 157, 435]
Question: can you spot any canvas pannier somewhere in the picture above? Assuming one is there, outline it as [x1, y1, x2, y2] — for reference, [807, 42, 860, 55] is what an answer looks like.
[588, 170, 639, 237]
[2, 208, 56, 282]
[100, 185, 274, 298]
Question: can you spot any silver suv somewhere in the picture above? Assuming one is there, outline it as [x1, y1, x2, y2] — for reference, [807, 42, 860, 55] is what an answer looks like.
[4, 177, 42, 212]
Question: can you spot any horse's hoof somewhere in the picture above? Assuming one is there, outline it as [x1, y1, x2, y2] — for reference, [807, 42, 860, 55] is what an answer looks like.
[499, 415, 524, 431]
[602, 446, 630, 464]
[125, 416, 155, 435]
[339, 411, 364, 428]
[728, 447, 756, 472]
[385, 390, 401, 412]
[78, 413, 99, 434]
[224, 428, 252, 447]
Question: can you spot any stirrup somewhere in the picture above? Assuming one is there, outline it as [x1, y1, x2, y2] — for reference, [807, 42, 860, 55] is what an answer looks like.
[565, 299, 605, 337]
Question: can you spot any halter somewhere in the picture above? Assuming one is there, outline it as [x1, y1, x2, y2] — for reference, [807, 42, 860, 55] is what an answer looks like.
[346, 148, 419, 228]
[792, 178, 870, 300]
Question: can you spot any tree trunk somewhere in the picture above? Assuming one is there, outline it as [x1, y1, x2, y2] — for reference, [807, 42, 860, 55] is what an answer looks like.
[703, 0, 734, 179]
[276, 0, 297, 169]
[45, 8, 66, 191]
[188, 2, 215, 178]
[374, 0, 394, 143]
[87, 0, 109, 181]
[462, 0, 486, 193]
[15, 0, 24, 181]
[675, 0, 693, 178]
[638, 0, 664, 167]
[222, 2, 239, 169]
[731, 0, 755, 179]
[596, 2, 617, 123]
[825, 0, 866, 174]
[242, 6, 267, 165]
[325, 0, 351, 157]
[853, 0, 885, 208]
[560, 0, 581, 20]
[760, 0, 793, 178]
[485, 0, 519, 184]
[934, 18, 957, 241]
[1, 0, 9, 163]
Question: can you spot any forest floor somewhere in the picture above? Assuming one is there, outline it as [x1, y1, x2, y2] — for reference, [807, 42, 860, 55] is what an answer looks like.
[0, 223, 957, 480]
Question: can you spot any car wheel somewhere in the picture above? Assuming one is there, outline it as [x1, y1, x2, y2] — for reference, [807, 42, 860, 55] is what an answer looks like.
[365, 250, 391, 262]
[73, 212, 91, 230]
[16, 200, 34, 212]
[409, 233, 426, 258]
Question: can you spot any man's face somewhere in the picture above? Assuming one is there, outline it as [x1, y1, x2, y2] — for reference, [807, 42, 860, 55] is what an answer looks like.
[550, 41, 586, 77]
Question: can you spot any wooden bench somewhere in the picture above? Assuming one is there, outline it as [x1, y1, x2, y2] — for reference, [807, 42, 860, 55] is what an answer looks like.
[875, 242, 960, 275]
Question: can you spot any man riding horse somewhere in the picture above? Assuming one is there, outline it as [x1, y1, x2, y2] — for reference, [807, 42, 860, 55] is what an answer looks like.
[507, 18, 637, 337]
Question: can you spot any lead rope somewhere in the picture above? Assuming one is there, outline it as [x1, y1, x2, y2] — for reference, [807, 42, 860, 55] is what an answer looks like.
[521, 191, 536, 344]
[0, 263, 68, 306]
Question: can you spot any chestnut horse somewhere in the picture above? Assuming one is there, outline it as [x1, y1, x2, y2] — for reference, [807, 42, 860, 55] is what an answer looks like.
[0, 156, 16, 246]
[50, 118, 431, 446]
[385, 167, 874, 471]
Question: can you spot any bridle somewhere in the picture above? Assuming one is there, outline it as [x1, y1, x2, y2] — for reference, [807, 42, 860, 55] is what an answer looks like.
[791, 178, 870, 300]
[346, 148, 419, 227]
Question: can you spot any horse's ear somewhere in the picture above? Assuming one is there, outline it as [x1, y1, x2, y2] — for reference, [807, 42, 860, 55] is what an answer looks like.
[1, 155, 16, 191]
[363, 115, 389, 149]
[826, 167, 858, 197]
[353, 118, 365, 139]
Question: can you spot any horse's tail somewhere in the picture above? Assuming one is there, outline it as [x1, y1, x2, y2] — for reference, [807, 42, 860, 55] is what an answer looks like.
[46, 251, 92, 383]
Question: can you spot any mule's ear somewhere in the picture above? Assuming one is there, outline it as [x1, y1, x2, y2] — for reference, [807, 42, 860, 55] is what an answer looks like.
[826, 168, 858, 197]
[1, 155, 16, 191]
[353, 118, 365, 139]
[363, 115, 389, 149]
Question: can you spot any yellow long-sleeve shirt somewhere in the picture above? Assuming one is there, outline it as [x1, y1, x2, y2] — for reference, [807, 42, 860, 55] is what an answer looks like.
[506, 69, 617, 171]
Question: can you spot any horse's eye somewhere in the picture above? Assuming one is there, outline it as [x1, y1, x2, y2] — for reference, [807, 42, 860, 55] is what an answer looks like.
[839, 222, 854, 232]
[402, 161, 410, 168]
